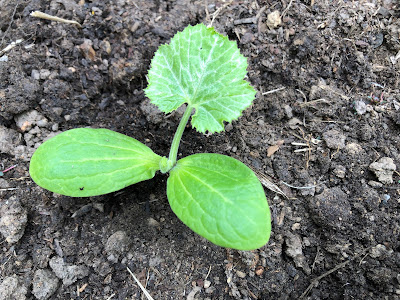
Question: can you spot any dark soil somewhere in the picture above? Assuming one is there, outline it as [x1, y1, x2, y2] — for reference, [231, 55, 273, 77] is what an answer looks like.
[1, 0, 400, 299]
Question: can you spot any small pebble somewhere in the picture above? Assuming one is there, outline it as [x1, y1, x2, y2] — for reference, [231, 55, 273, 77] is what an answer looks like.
[147, 217, 160, 227]
[354, 100, 367, 115]
[369, 244, 388, 258]
[236, 270, 246, 278]
[291, 223, 301, 231]
[368, 180, 383, 188]
[225, 123, 233, 132]
[71, 204, 92, 218]
[333, 165, 346, 178]
[31, 69, 40, 80]
[284, 105, 293, 118]
[39, 69, 51, 80]
[92, 202, 104, 212]
[204, 280, 211, 289]
[369, 157, 396, 184]
[105, 231, 130, 257]
[303, 237, 311, 247]
[37, 119, 48, 127]
[255, 266, 264, 276]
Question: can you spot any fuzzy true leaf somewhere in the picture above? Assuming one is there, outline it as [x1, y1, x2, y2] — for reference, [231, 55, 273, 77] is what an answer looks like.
[167, 153, 271, 250]
[145, 23, 256, 133]
[29, 128, 162, 197]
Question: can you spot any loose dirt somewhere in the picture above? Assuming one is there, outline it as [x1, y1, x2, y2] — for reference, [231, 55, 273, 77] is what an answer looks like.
[0, 0, 399, 299]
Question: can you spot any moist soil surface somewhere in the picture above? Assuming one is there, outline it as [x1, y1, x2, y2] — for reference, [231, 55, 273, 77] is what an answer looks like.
[1, 0, 400, 299]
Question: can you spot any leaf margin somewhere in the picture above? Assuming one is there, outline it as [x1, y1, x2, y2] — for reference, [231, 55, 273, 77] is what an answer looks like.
[166, 153, 271, 250]
[29, 128, 162, 197]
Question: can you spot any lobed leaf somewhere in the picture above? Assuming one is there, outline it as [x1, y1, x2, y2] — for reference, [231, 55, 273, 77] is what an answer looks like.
[167, 153, 271, 250]
[145, 23, 256, 133]
[29, 128, 162, 197]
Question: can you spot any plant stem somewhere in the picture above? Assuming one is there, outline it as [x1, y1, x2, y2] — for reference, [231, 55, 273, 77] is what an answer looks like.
[168, 105, 193, 168]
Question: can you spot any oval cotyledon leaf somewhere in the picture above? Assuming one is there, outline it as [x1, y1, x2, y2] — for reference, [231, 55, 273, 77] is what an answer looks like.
[29, 128, 162, 197]
[167, 153, 271, 250]
[145, 23, 256, 134]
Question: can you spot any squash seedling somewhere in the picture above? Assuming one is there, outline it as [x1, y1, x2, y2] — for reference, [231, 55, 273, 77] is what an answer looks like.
[30, 24, 271, 250]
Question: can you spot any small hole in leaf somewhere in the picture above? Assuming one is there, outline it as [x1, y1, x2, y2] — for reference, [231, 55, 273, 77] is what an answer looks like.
[79, 187, 84, 191]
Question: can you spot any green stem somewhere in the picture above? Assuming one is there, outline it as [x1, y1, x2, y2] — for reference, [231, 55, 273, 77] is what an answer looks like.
[168, 105, 193, 167]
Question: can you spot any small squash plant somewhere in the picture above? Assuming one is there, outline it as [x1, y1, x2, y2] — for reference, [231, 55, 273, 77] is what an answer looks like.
[30, 24, 271, 250]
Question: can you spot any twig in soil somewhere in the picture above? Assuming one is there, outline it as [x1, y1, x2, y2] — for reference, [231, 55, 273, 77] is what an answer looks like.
[30, 11, 82, 28]
[141, 269, 151, 300]
[1, 254, 12, 270]
[316, 120, 345, 124]
[389, 50, 400, 65]
[311, 246, 321, 273]
[293, 148, 312, 153]
[0, 2, 19, 48]
[233, 5, 266, 25]
[204, 265, 212, 280]
[319, 83, 350, 101]
[262, 87, 286, 95]
[249, 166, 288, 198]
[298, 98, 331, 107]
[208, 0, 234, 28]
[392, 170, 400, 179]
[256, 6, 268, 34]
[10, 176, 30, 181]
[330, 145, 341, 159]
[138, 199, 159, 205]
[281, 0, 294, 18]
[369, 82, 385, 89]
[204, 0, 211, 24]
[280, 181, 320, 190]
[127, 267, 154, 300]
[292, 129, 316, 169]
[296, 89, 308, 102]
[299, 248, 371, 299]
[233, 17, 257, 25]
[106, 294, 115, 300]
[0, 40, 23, 57]
[77, 283, 88, 296]
[0, 188, 19, 191]
[187, 286, 202, 300]
[377, 185, 400, 190]
[299, 260, 350, 299]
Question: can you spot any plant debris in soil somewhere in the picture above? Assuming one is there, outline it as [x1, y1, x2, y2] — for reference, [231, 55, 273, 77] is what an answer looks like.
[1, 0, 399, 299]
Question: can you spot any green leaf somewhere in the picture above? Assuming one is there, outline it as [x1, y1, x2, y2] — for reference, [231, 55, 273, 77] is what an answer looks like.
[167, 153, 271, 250]
[29, 128, 162, 197]
[145, 23, 256, 134]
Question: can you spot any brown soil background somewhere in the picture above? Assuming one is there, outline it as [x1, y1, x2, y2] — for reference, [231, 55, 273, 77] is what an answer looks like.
[0, 0, 399, 299]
